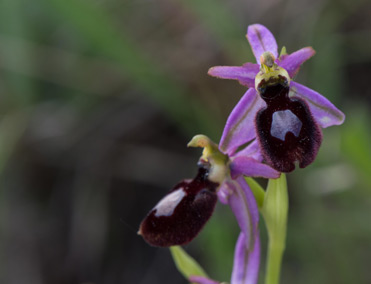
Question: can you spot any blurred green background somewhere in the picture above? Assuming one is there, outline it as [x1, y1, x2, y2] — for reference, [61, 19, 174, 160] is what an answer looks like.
[0, 0, 370, 283]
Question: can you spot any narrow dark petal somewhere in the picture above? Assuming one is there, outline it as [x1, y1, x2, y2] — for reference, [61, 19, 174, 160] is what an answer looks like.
[139, 166, 218, 247]
[256, 81, 322, 172]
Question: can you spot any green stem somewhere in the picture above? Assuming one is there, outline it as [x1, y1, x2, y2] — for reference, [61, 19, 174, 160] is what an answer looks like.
[261, 174, 288, 284]
[265, 240, 285, 284]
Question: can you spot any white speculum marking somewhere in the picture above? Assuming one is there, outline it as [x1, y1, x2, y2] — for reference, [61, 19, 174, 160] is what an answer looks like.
[154, 188, 185, 217]
[270, 110, 302, 141]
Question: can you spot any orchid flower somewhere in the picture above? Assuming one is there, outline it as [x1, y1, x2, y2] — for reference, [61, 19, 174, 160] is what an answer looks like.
[209, 24, 345, 172]
[139, 23, 346, 284]
[139, 135, 279, 284]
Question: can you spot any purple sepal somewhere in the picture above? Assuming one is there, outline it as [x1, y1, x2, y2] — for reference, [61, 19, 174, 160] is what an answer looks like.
[208, 63, 259, 88]
[225, 177, 259, 253]
[232, 140, 262, 162]
[290, 81, 345, 128]
[219, 88, 266, 155]
[230, 156, 280, 179]
[278, 47, 315, 78]
[189, 275, 220, 284]
[231, 232, 260, 284]
[247, 24, 278, 64]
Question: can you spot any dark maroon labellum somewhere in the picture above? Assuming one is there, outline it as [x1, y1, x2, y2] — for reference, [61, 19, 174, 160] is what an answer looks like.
[256, 76, 322, 173]
[138, 164, 219, 247]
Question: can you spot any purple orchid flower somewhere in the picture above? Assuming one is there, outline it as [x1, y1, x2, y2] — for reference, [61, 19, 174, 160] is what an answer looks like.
[187, 139, 270, 284]
[209, 24, 345, 172]
[139, 135, 279, 284]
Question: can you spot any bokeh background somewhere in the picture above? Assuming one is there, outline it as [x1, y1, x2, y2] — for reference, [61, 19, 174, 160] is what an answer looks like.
[0, 0, 370, 283]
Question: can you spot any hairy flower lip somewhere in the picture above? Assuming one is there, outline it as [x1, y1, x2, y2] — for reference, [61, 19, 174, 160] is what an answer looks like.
[139, 164, 219, 247]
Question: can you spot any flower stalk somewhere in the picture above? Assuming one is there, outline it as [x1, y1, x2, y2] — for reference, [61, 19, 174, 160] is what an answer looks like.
[261, 174, 288, 284]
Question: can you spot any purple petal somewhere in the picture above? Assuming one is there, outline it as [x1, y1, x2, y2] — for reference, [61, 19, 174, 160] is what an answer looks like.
[233, 140, 262, 161]
[278, 47, 315, 78]
[230, 156, 280, 179]
[189, 276, 220, 284]
[219, 89, 266, 155]
[247, 24, 278, 64]
[208, 63, 259, 88]
[225, 177, 259, 251]
[290, 82, 345, 128]
[231, 232, 260, 284]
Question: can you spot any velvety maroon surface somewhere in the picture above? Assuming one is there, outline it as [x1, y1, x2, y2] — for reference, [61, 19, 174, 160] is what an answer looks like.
[139, 166, 219, 247]
[255, 78, 322, 173]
